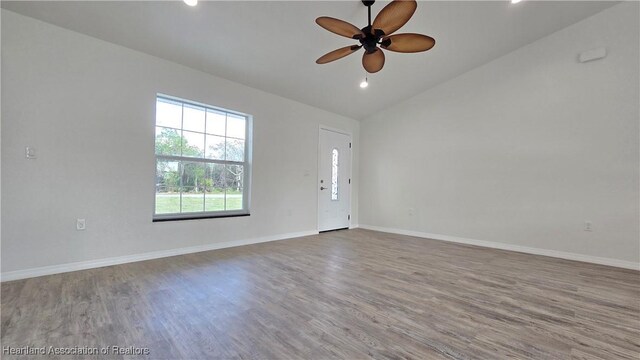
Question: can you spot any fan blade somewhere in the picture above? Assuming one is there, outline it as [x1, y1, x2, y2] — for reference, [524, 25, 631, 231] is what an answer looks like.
[372, 0, 417, 36]
[362, 48, 385, 73]
[381, 33, 435, 53]
[316, 17, 365, 39]
[316, 45, 362, 64]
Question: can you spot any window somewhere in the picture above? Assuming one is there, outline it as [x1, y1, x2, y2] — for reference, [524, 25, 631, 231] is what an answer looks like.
[154, 95, 251, 220]
[331, 148, 339, 200]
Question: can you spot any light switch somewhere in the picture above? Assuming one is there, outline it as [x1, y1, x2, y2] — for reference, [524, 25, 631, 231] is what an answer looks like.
[25, 146, 37, 159]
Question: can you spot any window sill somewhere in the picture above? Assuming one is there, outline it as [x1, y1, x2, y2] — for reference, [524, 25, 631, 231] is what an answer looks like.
[153, 213, 250, 222]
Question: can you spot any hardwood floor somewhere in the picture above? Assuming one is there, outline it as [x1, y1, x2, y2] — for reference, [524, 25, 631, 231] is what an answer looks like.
[2, 229, 639, 359]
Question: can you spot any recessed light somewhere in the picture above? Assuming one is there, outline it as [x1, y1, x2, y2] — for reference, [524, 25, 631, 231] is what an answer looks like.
[184, 0, 198, 6]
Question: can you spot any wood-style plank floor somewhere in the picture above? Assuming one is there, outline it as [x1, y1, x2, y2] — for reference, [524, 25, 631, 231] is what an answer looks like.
[2, 229, 639, 359]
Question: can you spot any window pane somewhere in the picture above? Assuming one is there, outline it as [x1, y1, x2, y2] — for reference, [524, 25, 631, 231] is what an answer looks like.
[204, 163, 225, 212]
[331, 149, 339, 201]
[206, 110, 226, 136]
[226, 138, 245, 162]
[181, 161, 206, 213]
[156, 98, 182, 129]
[156, 160, 180, 214]
[226, 188, 243, 211]
[205, 192, 225, 212]
[226, 114, 246, 139]
[226, 164, 244, 193]
[226, 163, 244, 211]
[155, 127, 182, 156]
[181, 161, 206, 191]
[182, 104, 205, 133]
[205, 135, 225, 160]
[181, 187, 204, 213]
[182, 131, 205, 158]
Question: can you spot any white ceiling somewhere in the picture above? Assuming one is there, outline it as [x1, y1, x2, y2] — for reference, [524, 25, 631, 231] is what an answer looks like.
[2, 1, 617, 120]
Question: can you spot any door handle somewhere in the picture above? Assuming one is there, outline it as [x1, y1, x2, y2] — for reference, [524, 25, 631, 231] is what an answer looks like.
[320, 186, 326, 190]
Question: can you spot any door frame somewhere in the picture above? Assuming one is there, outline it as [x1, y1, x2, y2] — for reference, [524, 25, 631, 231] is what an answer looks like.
[317, 125, 353, 232]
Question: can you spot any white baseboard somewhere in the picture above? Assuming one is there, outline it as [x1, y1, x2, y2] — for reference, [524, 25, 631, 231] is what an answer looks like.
[359, 224, 640, 271]
[1, 230, 319, 282]
[5, 226, 636, 281]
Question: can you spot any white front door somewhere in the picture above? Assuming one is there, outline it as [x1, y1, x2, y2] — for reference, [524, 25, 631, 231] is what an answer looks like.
[318, 128, 351, 232]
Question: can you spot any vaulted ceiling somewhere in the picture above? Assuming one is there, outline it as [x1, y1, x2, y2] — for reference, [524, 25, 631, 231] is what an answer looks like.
[2, 1, 616, 119]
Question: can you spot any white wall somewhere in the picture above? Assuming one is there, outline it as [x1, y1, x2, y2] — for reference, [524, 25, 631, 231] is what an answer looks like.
[360, 3, 639, 265]
[1, 10, 359, 275]
[0, 11, 3, 276]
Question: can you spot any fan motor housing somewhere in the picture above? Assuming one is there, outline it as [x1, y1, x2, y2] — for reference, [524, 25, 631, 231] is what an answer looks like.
[358, 25, 383, 53]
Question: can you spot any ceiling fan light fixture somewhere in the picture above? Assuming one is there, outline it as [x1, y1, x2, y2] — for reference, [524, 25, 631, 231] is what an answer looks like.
[184, 0, 198, 7]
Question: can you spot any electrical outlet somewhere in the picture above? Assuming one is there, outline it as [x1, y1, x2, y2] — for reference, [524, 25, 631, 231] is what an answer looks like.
[76, 218, 86, 231]
[584, 221, 592, 232]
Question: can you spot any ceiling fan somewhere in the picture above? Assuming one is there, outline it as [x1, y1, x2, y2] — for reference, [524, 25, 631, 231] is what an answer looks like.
[315, 0, 435, 74]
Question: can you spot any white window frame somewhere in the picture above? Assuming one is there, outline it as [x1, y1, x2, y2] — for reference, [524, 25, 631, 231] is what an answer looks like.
[153, 94, 252, 221]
